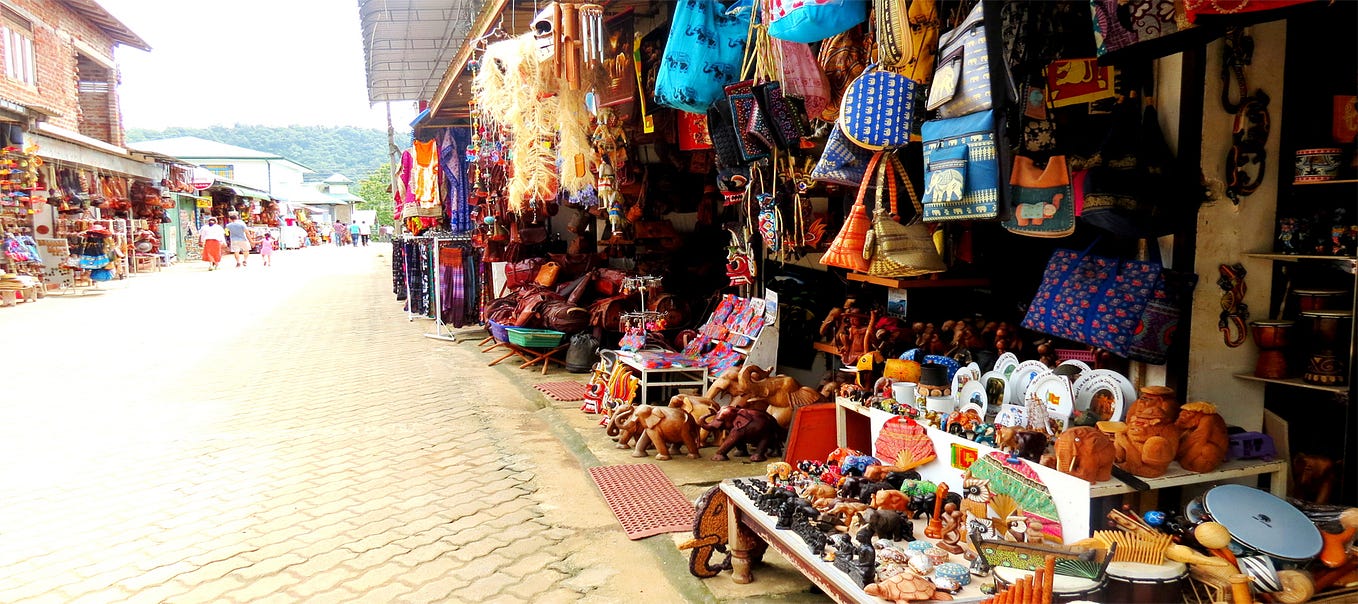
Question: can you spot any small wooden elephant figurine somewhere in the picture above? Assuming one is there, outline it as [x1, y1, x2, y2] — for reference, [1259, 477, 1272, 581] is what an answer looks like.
[1050, 426, 1115, 482]
[701, 406, 782, 462]
[629, 405, 702, 461]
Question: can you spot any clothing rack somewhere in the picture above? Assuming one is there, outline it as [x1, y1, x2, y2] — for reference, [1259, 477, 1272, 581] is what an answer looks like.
[426, 233, 475, 342]
[397, 233, 477, 340]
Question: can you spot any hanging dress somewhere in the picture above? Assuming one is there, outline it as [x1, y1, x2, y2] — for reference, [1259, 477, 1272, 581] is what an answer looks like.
[412, 139, 441, 209]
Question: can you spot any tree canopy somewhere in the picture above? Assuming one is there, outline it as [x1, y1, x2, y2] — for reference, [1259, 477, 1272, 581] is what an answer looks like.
[354, 163, 395, 228]
[126, 125, 403, 182]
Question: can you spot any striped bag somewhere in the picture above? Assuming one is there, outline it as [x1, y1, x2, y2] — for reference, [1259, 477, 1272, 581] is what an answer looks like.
[820, 151, 882, 272]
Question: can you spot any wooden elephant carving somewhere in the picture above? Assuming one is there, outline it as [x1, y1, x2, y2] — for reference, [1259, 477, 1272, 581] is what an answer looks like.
[630, 405, 702, 461]
[735, 365, 824, 429]
[1050, 426, 1114, 482]
[606, 404, 643, 450]
[670, 394, 721, 446]
[701, 406, 782, 462]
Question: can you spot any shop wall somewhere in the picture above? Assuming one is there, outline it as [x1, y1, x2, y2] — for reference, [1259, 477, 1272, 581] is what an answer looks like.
[1186, 21, 1288, 431]
[0, 0, 118, 134]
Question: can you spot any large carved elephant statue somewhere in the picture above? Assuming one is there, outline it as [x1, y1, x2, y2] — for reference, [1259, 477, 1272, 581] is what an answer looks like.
[630, 405, 702, 461]
[701, 406, 782, 462]
[669, 394, 721, 447]
[735, 365, 823, 428]
[605, 404, 643, 450]
[702, 367, 741, 403]
[1050, 426, 1114, 482]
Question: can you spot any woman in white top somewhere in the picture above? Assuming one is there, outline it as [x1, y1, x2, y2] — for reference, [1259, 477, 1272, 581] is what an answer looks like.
[199, 217, 226, 271]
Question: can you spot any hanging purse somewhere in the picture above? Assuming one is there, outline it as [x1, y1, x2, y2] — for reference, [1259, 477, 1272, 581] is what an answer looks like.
[816, 25, 869, 121]
[864, 154, 946, 277]
[838, 64, 918, 150]
[754, 81, 803, 150]
[1003, 155, 1075, 238]
[654, 0, 748, 114]
[920, 109, 999, 221]
[773, 39, 832, 122]
[811, 126, 876, 186]
[877, 0, 940, 84]
[707, 101, 745, 169]
[820, 151, 883, 272]
[767, 0, 869, 44]
[925, 1, 991, 119]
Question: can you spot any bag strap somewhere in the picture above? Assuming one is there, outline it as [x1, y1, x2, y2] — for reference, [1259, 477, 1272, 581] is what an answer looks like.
[876, 154, 899, 218]
[888, 153, 924, 222]
[853, 151, 886, 210]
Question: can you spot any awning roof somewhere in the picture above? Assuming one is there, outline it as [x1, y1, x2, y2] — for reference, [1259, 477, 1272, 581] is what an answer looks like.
[359, 0, 483, 103]
[62, 0, 151, 51]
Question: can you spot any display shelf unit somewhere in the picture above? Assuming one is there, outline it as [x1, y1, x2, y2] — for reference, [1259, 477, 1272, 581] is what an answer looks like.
[1233, 373, 1349, 394]
[1293, 179, 1358, 186]
[1245, 252, 1358, 263]
[844, 273, 991, 289]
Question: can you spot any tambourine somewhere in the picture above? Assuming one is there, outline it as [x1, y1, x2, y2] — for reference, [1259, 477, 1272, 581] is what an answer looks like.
[1183, 484, 1322, 563]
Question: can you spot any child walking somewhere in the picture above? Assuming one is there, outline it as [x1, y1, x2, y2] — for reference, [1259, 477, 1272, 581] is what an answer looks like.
[260, 232, 275, 267]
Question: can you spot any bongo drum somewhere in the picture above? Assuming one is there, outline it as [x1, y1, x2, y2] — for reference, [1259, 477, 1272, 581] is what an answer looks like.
[993, 566, 1107, 603]
[1104, 561, 1187, 604]
[1189, 484, 1323, 563]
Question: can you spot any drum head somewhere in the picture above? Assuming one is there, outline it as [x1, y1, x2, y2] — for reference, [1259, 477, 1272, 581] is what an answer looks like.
[1202, 484, 1322, 561]
[1106, 561, 1187, 581]
[993, 566, 1104, 596]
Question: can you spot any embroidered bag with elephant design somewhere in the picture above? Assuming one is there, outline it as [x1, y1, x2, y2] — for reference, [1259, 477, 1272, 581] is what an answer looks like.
[1003, 155, 1074, 238]
[920, 109, 999, 221]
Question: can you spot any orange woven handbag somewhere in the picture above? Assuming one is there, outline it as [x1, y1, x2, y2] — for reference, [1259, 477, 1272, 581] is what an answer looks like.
[820, 151, 882, 272]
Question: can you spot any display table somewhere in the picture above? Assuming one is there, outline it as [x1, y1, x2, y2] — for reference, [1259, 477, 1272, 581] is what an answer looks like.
[834, 397, 1288, 500]
[617, 352, 707, 406]
[719, 479, 986, 604]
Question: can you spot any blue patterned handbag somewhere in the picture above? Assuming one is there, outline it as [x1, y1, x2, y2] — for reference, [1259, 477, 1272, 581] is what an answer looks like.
[810, 125, 875, 186]
[924, 1, 991, 119]
[654, 0, 748, 114]
[837, 63, 917, 150]
[1021, 246, 1163, 358]
[920, 109, 999, 221]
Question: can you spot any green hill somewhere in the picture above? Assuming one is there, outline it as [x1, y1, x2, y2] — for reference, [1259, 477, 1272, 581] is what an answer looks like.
[126, 125, 402, 181]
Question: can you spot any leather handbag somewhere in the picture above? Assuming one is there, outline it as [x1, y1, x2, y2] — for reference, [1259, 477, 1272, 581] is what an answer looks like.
[838, 64, 917, 150]
[1003, 155, 1075, 238]
[535, 262, 562, 287]
[820, 151, 883, 272]
[811, 125, 875, 186]
[920, 109, 999, 221]
[925, 1, 991, 119]
[864, 154, 946, 278]
[767, 0, 869, 44]
[654, 0, 748, 114]
[876, 0, 940, 84]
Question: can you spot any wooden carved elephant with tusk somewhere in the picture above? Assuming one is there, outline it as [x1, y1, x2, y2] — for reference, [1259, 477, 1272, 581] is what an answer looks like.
[669, 394, 722, 447]
[700, 406, 782, 462]
[716, 365, 824, 429]
[629, 405, 702, 461]
[1048, 426, 1114, 482]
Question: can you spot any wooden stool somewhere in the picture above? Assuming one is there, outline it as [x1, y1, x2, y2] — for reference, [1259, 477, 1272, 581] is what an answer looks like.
[514, 343, 569, 375]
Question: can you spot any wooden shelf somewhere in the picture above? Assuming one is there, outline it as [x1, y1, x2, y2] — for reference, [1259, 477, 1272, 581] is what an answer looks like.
[1245, 252, 1358, 262]
[845, 273, 991, 289]
[1233, 373, 1349, 394]
[812, 341, 839, 354]
[1294, 178, 1358, 185]
[1088, 458, 1288, 498]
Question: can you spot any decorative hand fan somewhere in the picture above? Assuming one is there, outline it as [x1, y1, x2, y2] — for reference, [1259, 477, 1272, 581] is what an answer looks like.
[874, 416, 938, 471]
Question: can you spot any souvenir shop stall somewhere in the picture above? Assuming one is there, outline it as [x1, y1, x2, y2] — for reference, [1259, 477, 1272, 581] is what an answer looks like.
[0, 139, 47, 302]
[425, 0, 1358, 600]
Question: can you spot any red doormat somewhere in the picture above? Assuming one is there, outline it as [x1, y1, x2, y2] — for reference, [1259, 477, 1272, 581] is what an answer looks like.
[588, 463, 695, 540]
[533, 381, 589, 402]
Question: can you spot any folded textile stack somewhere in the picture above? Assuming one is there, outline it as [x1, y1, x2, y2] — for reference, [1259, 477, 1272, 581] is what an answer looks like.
[0, 273, 39, 290]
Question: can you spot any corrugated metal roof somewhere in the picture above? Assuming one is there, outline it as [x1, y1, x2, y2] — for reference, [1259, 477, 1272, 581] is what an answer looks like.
[359, 0, 483, 103]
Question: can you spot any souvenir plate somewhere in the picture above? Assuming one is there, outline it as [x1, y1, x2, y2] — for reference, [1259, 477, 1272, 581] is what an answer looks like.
[1007, 361, 1051, 407]
[952, 363, 982, 399]
[1058, 359, 1091, 373]
[1025, 374, 1074, 432]
[994, 353, 1020, 379]
[980, 371, 1007, 417]
[1072, 372, 1125, 422]
[993, 403, 1027, 428]
[958, 380, 987, 418]
[1081, 369, 1137, 411]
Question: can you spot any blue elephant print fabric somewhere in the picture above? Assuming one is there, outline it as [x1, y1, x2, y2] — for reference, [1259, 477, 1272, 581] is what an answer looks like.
[1022, 248, 1162, 357]
[654, 0, 748, 114]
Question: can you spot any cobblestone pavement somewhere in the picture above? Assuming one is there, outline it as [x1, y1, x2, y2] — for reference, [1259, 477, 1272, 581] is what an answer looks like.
[0, 245, 697, 603]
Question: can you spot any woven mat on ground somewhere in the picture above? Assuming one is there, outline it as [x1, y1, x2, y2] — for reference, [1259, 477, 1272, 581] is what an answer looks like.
[588, 463, 695, 540]
[532, 381, 589, 402]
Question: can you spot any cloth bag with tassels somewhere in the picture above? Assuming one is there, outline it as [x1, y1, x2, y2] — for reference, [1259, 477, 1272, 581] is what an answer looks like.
[864, 154, 946, 277]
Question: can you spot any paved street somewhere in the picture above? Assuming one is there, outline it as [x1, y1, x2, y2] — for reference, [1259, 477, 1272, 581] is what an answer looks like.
[0, 244, 697, 603]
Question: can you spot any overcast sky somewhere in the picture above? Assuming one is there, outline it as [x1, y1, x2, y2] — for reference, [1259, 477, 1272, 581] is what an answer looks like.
[100, 0, 419, 130]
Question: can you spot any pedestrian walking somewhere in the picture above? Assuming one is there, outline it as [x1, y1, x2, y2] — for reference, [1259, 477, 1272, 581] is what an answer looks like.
[260, 232, 275, 267]
[358, 221, 371, 246]
[333, 220, 345, 247]
[199, 217, 225, 271]
[348, 222, 360, 247]
[226, 212, 252, 267]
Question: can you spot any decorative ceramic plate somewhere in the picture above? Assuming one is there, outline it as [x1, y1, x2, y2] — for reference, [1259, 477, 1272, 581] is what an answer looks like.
[1007, 360, 1051, 408]
[993, 403, 1027, 428]
[980, 371, 1007, 416]
[952, 364, 982, 398]
[1073, 372, 1125, 422]
[1058, 359, 1091, 373]
[1025, 374, 1074, 431]
[1082, 369, 1137, 413]
[958, 380, 987, 418]
[994, 353, 1020, 379]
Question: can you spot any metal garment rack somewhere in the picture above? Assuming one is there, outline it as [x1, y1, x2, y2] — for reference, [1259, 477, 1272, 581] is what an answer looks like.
[418, 234, 475, 342]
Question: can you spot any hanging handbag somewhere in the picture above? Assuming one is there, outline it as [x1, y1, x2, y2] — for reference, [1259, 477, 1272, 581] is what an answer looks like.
[877, 0, 940, 84]
[654, 0, 748, 114]
[811, 123, 875, 186]
[773, 39, 832, 122]
[754, 81, 803, 150]
[920, 109, 999, 221]
[1003, 155, 1075, 238]
[925, 1, 991, 119]
[864, 154, 946, 277]
[816, 25, 869, 121]
[838, 64, 918, 150]
[820, 151, 883, 272]
[726, 87, 773, 161]
[707, 101, 745, 169]
[767, 0, 869, 44]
